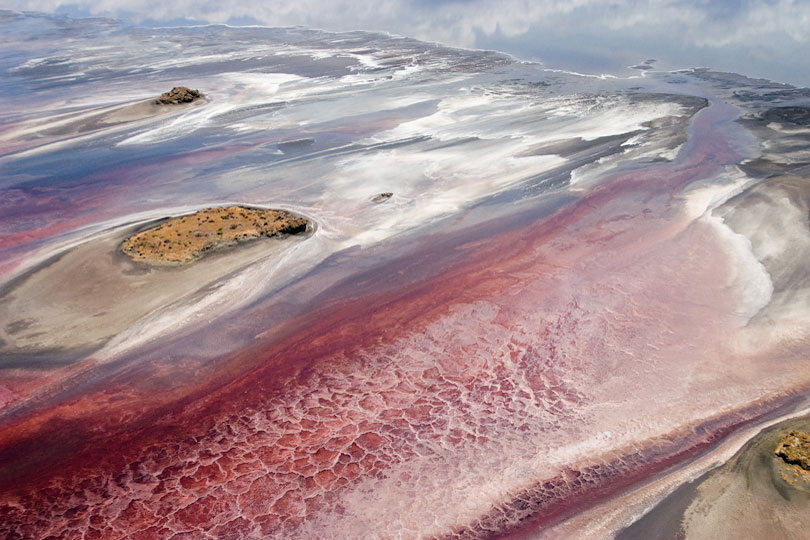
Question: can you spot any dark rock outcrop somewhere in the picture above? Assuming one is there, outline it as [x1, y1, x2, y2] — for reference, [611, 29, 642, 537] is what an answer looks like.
[155, 86, 203, 105]
[371, 192, 393, 203]
[761, 106, 810, 126]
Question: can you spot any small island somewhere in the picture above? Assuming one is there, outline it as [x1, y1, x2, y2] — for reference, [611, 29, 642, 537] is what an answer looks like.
[776, 430, 810, 471]
[155, 86, 203, 105]
[122, 206, 309, 264]
[371, 192, 393, 203]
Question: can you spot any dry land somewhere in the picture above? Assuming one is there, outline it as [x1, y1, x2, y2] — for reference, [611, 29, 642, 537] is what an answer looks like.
[619, 417, 810, 540]
[121, 206, 309, 265]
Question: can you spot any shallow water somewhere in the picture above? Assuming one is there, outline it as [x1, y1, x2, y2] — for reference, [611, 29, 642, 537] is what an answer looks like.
[1, 11, 810, 540]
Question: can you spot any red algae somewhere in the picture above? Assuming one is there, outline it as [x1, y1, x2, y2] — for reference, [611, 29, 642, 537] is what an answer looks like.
[5, 101, 807, 539]
[10, 14, 810, 540]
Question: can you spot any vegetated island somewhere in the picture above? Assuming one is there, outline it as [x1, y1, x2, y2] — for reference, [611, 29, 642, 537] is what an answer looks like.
[122, 206, 309, 265]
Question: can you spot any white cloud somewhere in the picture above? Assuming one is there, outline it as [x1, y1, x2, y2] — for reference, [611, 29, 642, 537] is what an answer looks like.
[5, 0, 810, 84]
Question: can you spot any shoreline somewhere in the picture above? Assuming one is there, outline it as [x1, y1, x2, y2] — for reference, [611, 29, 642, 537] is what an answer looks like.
[0, 207, 314, 358]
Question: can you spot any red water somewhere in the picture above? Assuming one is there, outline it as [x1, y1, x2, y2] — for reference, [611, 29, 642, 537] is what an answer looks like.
[2, 102, 809, 539]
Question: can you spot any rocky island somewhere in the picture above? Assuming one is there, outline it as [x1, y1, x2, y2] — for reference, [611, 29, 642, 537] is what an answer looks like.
[155, 86, 203, 105]
[122, 206, 309, 264]
[371, 192, 393, 203]
[776, 430, 810, 472]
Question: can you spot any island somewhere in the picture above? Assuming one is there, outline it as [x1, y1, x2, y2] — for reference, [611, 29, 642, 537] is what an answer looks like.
[121, 206, 310, 264]
[371, 192, 393, 203]
[155, 86, 203, 105]
[776, 430, 810, 472]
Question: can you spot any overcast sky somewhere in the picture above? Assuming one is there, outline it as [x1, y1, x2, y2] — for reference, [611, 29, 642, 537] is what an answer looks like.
[5, 0, 810, 87]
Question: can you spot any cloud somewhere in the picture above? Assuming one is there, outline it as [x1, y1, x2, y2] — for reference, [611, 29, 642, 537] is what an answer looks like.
[5, 0, 810, 85]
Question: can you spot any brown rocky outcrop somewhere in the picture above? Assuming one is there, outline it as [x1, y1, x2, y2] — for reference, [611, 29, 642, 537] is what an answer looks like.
[775, 430, 810, 470]
[155, 86, 203, 105]
[122, 206, 309, 264]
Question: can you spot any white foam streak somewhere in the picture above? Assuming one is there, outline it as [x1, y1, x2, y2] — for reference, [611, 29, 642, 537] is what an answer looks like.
[99, 230, 328, 359]
[682, 172, 773, 324]
[117, 73, 304, 145]
[703, 212, 773, 325]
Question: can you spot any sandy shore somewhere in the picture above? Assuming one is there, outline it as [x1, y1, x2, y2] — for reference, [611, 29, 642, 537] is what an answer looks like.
[619, 415, 810, 540]
[0, 95, 207, 155]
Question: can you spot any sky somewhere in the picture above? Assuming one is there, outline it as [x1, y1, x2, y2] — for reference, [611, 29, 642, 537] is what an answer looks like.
[3, 0, 810, 87]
